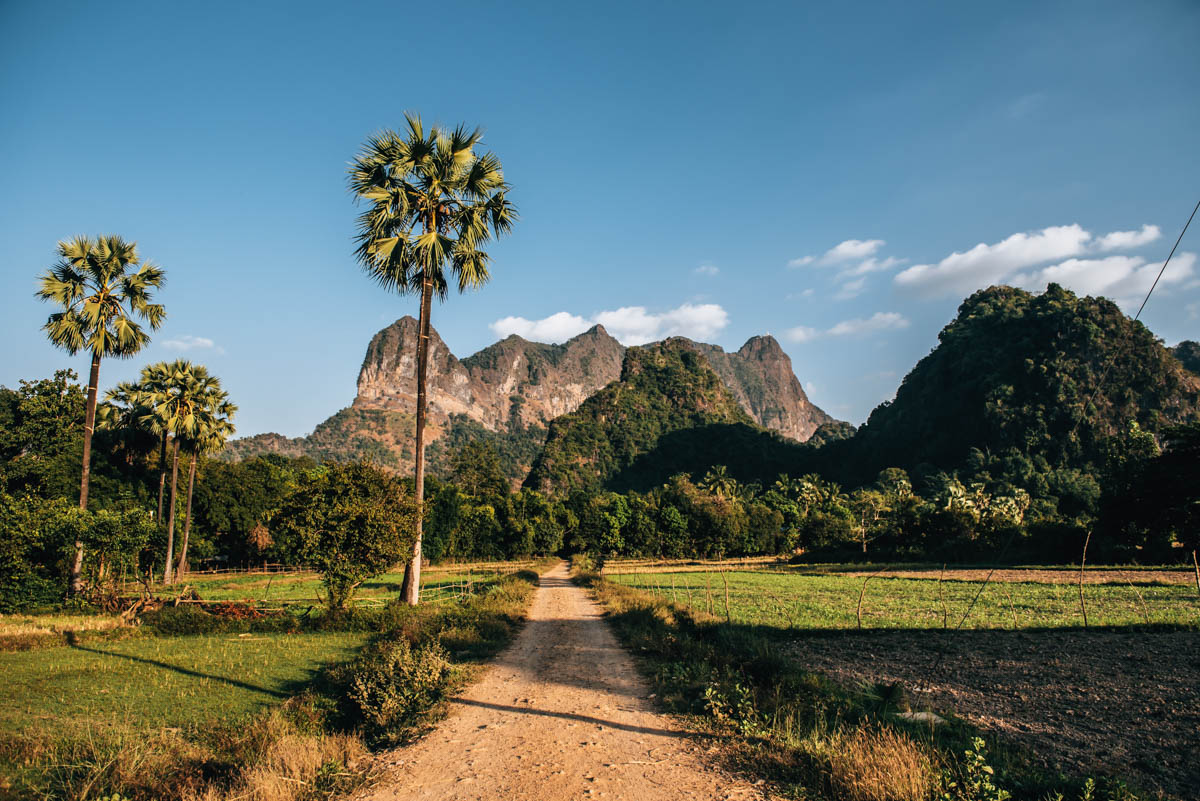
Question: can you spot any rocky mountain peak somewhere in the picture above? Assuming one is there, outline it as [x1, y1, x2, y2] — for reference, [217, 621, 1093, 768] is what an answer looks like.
[737, 334, 786, 360]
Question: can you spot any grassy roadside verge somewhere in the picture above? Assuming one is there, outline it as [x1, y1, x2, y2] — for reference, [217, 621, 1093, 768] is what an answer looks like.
[1, 567, 544, 801]
[575, 558, 1148, 801]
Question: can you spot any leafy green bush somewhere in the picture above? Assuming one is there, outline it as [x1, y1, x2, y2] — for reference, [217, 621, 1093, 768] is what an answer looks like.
[0, 493, 71, 611]
[341, 638, 450, 744]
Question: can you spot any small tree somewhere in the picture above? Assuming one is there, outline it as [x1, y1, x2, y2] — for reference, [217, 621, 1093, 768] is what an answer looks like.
[271, 462, 418, 610]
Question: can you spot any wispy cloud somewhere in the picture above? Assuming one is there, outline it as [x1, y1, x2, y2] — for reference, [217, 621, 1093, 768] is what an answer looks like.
[790, 238, 886, 269]
[837, 256, 904, 279]
[694, 264, 719, 276]
[163, 335, 223, 354]
[834, 277, 867, 300]
[491, 303, 730, 346]
[820, 239, 885, 264]
[786, 311, 909, 343]
[1007, 92, 1046, 120]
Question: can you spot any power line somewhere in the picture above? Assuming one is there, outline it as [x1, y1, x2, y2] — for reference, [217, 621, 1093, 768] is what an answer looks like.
[1133, 197, 1200, 323]
[1070, 197, 1199, 440]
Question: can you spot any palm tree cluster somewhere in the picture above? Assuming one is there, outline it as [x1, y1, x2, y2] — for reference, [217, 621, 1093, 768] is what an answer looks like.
[37, 235, 236, 589]
[349, 114, 515, 604]
[101, 361, 236, 582]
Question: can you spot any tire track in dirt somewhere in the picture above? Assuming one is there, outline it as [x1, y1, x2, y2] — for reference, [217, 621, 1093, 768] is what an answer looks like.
[359, 561, 769, 801]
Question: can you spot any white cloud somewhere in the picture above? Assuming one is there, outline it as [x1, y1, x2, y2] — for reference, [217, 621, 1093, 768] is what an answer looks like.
[820, 239, 885, 264]
[1095, 224, 1161, 252]
[490, 311, 592, 342]
[596, 303, 729, 345]
[163, 335, 221, 353]
[834, 277, 867, 300]
[894, 224, 1092, 296]
[786, 311, 909, 343]
[787, 255, 814, 268]
[694, 264, 719, 276]
[491, 303, 730, 346]
[1012, 251, 1196, 311]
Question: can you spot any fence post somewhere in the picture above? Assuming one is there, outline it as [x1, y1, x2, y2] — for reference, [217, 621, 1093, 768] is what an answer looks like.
[1078, 530, 1092, 628]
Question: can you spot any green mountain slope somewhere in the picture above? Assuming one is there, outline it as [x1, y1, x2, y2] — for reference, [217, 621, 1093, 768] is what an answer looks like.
[525, 339, 774, 494]
[833, 284, 1200, 485]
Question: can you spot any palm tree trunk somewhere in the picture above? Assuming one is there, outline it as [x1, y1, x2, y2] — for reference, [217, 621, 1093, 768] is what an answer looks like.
[156, 432, 168, 521]
[163, 438, 181, 584]
[177, 451, 198, 578]
[69, 351, 102, 596]
[400, 274, 434, 606]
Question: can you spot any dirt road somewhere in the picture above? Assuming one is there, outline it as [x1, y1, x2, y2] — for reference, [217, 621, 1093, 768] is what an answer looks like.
[360, 561, 766, 801]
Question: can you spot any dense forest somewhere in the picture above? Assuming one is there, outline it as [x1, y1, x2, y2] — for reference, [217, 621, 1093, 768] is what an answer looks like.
[4, 284, 1200, 610]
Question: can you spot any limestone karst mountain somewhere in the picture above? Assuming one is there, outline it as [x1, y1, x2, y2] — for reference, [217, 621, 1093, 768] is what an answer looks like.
[354, 317, 625, 431]
[223, 316, 836, 477]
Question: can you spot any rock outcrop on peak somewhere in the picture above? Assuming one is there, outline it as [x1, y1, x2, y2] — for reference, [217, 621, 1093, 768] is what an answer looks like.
[689, 335, 835, 442]
[354, 317, 625, 431]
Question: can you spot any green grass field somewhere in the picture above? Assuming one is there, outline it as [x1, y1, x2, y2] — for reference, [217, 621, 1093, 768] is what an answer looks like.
[607, 567, 1200, 630]
[0, 631, 369, 736]
[151, 565, 511, 605]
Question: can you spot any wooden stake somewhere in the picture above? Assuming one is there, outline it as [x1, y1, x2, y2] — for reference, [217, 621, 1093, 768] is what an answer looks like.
[1078, 530, 1092, 628]
[721, 569, 731, 623]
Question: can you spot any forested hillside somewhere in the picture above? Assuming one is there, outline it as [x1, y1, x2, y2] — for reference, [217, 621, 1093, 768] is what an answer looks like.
[526, 340, 768, 493]
[826, 284, 1200, 492]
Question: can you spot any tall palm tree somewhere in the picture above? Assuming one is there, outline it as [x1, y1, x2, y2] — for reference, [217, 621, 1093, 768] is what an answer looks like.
[142, 360, 227, 584]
[349, 114, 515, 605]
[36, 235, 166, 594]
[176, 397, 236, 578]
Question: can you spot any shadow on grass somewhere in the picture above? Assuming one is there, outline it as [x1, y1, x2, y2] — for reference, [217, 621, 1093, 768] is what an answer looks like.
[68, 641, 294, 699]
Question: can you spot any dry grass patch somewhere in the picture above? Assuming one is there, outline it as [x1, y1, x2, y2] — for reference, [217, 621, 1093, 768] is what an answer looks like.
[0, 611, 124, 637]
[826, 727, 937, 801]
[191, 730, 368, 801]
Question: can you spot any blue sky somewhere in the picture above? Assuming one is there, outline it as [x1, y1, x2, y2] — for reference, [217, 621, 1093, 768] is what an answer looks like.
[2, 0, 1198, 437]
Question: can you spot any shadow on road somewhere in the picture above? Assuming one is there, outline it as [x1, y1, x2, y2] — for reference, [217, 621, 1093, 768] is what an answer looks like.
[450, 697, 686, 738]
